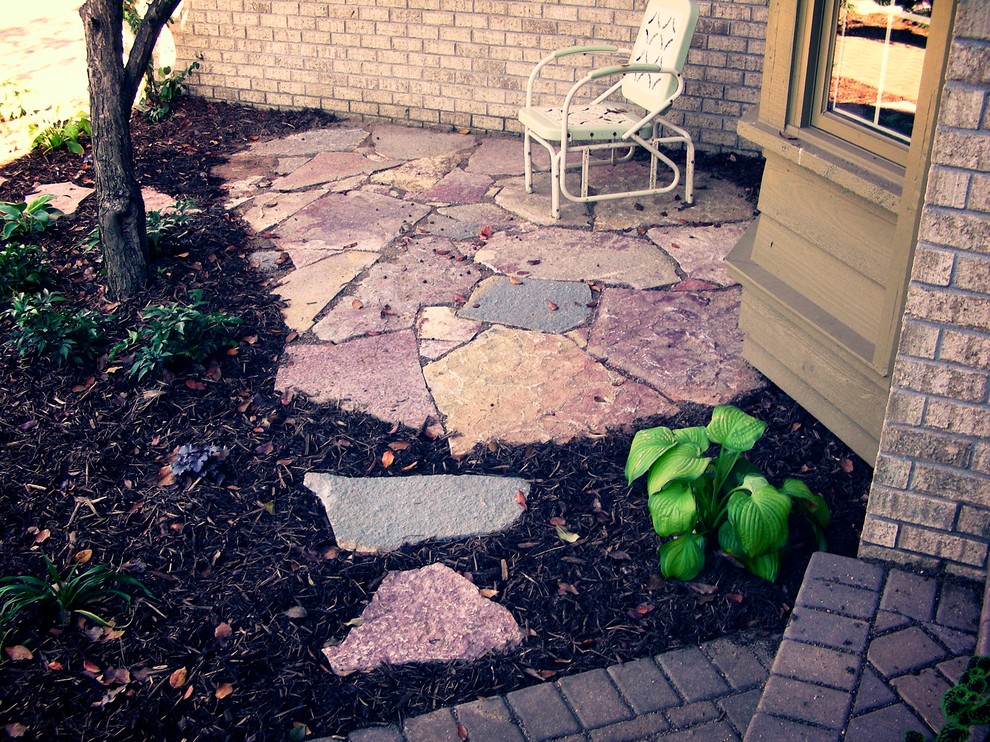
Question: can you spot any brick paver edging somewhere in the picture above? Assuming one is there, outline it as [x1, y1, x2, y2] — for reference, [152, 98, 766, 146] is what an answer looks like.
[745, 552, 982, 742]
[342, 631, 781, 741]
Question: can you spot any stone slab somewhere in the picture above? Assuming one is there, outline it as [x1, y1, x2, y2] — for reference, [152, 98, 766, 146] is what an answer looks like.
[275, 331, 442, 437]
[211, 155, 277, 186]
[311, 237, 481, 343]
[370, 124, 476, 161]
[494, 173, 592, 227]
[322, 563, 522, 674]
[424, 326, 676, 456]
[476, 227, 679, 289]
[587, 287, 763, 406]
[415, 168, 493, 204]
[277, 190, 431, 253]
[272, 250, 378, 333]
[417, 306, 482, 344]
[304, 473, 529, 553]
[648, 221, 752, 286]
[437, 202, 533, 233]
[246, 127, 369, 157]
[240, 189, 328, 234]
[25, 182, 92, 215]
[370, 152, 463, 193]
[271, 151, 399, 191]
[458, 276, 593, 334]
[466, 136, 530, 176]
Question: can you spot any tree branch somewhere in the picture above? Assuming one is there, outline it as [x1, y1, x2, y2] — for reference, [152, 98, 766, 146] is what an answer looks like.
[122, 0, 184, 106]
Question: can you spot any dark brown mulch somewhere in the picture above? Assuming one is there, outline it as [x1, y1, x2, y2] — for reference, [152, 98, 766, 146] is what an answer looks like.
[0, 97, 872, 741]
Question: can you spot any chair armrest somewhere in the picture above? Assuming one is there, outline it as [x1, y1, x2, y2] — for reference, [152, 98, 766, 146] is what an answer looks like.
[553, 44, 621, 59]
[588, 63, 662, 80]
[525, 45, 630, 107]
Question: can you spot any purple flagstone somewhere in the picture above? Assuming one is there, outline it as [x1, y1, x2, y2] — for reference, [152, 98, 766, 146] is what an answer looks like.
[587, 287, 764, 406]
[275, 332, 443, 437]
[415, 168, 494, 205]
[323, 563, 523, 675]
[466, 136, 534, 175]
[371, 124, 476, 161]
[246, 127, 369, 157]
[277, 190, 431, 252]
[26, 182, 92, 215]
[311, 237, 482, 343]
[271, 151, 399, 191]
[647, 221, 751, 286]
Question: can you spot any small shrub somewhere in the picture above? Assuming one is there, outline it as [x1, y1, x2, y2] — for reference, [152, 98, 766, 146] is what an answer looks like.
[30, 112, 91, 155]
[112, 290, 242, 380]
[141, 60, 201, 123]
[0, 554, 151, 632]
[0, 244, 48, 299]
[0, 195, 64, 243]
[625, 405, 831, 582]
[0, 79, 30, 122]
[146, 199, 197, 251]
[5, 290, 110, 367]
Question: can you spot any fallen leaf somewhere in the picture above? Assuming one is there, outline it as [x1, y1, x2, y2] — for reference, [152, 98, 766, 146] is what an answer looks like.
[387, 441, 411, 451]
[635, 602, 655, 615]
[157, 466, 176, 487]
[840, 459, 854, 473]
[242, 335, 258, 345]
[546, 301, 558, 311]
[4, 646, 32, 662]
[452, 293, 468, 303]
[557, 582, 579, 595]
[508, 276, 523, 284]
[457, 722, 469, 741]
[83, 660, 101, 674]
[687, 582, 718, 595]
[284, 606, 307, 619]
[104, 667, 131, 685]
[72, 377, 95, 392]
[3, 723, 27, 738]
[381, 450, 395, 468]
[74, 549, 93, 564]
[555, 526, 579, 543]
[478, 226, 493, 240]
[285, 331, 298, 342]
[351, 298, 364, 309]
[33, 529, 51, 544]
[183, 685, 193, 700]
[215, 682, 234, 699]
[46, 661, 63, 671]
[400, 461, 418, 471]
[515, 490, 527, 510]
[281, 389, 295, 405]
[168, 667, 187, 689]
[343, 617, 365, 627]
[608, 551, 631, 561]
[184, 379, 207, 391]
[549, 516, 566, 526]
[17, 420, 37, 431]
[205, 365, 222, 381]
[479, 588, 498, 599]
[725, 592, 744, 604]
[254, 441, 274, 455]
[214, 622, 232, 645]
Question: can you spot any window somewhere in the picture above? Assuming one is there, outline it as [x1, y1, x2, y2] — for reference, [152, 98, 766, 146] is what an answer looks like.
[808, 0, 934, 165]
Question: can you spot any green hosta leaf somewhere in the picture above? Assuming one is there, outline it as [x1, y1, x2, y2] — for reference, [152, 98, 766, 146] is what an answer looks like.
[743, 549, 781, 582]
[781, 478, 831, 531]
[648, 481, 698, 537]
[672, 426, 709, 453]
[658, 533, 705, 581]
[625, 426, 677, 484]
[718, 520, 744, 556]
[706, 405, 767, 452]
[727, 483, 791, 557]
[646, 444, 711, 495]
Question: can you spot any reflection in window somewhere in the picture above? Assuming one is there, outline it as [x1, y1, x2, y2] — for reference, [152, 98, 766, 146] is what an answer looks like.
[827, 0, 931, 143]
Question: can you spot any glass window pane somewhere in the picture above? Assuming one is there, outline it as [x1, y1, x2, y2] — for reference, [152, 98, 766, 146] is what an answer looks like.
[826, 0, 932, 143]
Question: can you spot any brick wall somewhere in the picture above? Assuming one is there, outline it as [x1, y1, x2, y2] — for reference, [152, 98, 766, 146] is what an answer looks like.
[860, 1, 990, 581]
[169, 0, 767, 154]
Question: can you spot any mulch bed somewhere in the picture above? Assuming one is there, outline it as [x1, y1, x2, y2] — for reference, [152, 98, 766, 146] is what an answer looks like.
[0, 97, 872, 741]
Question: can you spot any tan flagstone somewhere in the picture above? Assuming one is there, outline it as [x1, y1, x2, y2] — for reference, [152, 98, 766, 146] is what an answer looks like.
[271, 251, 378, 333]
[647, 221, 752, 286]
[239, 189, 328, 234]
[370, 151, 463, 192]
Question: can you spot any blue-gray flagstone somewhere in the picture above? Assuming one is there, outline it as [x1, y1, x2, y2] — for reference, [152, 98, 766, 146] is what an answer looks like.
[304, 473, 529, 552]
[458, 276, 593, 334]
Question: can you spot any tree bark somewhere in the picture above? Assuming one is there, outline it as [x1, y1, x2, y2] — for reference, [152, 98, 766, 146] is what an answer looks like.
[80, 0, 182, 300]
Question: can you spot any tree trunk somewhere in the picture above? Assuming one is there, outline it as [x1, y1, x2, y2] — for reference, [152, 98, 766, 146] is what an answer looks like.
[80, 0, 183, 300]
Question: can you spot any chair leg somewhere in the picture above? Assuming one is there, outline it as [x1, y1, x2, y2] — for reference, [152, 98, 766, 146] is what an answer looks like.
[551, 152, 562, 220]
[524, 130, 534, 194]
[683, 138, 695, 206]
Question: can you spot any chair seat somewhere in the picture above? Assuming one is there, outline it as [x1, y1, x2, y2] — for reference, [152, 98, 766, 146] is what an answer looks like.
[518, 104, 654, 142]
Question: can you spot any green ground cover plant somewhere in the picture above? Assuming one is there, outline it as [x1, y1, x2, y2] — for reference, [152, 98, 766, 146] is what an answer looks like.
[626, 405, 831, 581]
[5, 290, 110, 367]
[30, 112, 91, 155]
[0, 195, 63, 243]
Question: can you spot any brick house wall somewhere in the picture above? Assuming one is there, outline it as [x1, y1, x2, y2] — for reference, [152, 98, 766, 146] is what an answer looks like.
[860, 1, 990, 581]
[169, 0, 768, 154]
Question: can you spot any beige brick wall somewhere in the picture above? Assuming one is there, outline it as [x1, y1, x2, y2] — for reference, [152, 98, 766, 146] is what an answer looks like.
[860, 1, 990, 580]
[170, 0, 767, 154]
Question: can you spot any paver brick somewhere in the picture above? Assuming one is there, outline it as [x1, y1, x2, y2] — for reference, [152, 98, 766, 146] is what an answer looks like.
[756, 675, 851, 730]
[851, 666, 898, 714]
[872, 609, 913, 633]
[868, 627, 949, 678]
[794, 579, 880, 620]
[745, 713, 841, 741]
[717, 688, 763, 735]
[704, 637, 771, 690]
[804, 552, 885, 591]
[505, 682, 581, 741]
[346, 726, 404, 742]
[666, 700, 720, 728]
[557, 668, 634, 729]
[403, 708, 462, 741]
[657, 646, 731, 702]
[783, 607, 871, 653]
[661, 719, 740, 740]
[891, 667, 950, 731]
[771, 639, 861, 692]
[845, 702, 927, 742]
[936, 581, 982, 631]
[880, 569, 938, 621]
[607, 657, 680, 714]
[453, 697, 525, 742]
[588, 711, 670, 741]
[927, 623, 978, 655]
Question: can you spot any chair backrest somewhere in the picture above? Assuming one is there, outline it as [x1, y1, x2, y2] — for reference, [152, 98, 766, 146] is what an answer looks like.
[621, 0, 699, 110]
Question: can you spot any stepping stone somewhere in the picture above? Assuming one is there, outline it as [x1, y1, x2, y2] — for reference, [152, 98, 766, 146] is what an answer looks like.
[415, 168, 493, 205]
[495, 174, 592, 228]
[311, 237, 481, 343]
[211, 155, 277, 186]
[370, 151, 463, 192]
[415, 213, 479, 241]
[239, 189, 328, 234]
[304, 473, 529, 552]
[476, 227, 679, 289]
[647, 221, 752, 286]
[370, 124, 476, 161]
[416, 306, 482, 360]
[271, 250, 378, 333]
[593, 166, 756, 231]
[322, 563, 523, 675]
[458, 276, 593, 334]
[586, 287, 764, 406]
[424, 326, 675, 456]
[25, 182, 92, 215]
[270, 151, 399, 191]
[245, 127, 369, 157]
[437, 202, 530, 233]
[275, 330, 443, 438]
[466, 136, 531, 176]
[276, 190, 431, 253]
[141, 187, 187, 213]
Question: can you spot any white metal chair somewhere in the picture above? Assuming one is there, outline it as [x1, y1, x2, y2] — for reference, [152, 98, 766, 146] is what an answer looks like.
[518, 0, 699, 219]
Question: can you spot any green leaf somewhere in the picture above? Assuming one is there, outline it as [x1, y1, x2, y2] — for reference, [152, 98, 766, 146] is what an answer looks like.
[717, 520, 744, 556]
[672, 426, 709, 453]
[781, 478, 831, 530]
[727, 483, 791, 557]
[743, 549, 781, 582]
[648, 481, 698, 537]
[706, 405, 767, 452]
[646, 443, 711, 495]
[625, 426, 677, 484]
[658, 533, 705, 581]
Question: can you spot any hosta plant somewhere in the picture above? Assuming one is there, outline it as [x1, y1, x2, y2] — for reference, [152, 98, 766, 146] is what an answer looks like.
[625, 405, 830, 582]
[0, 195, 63, 243]
[30, 112, 91, 155]
[5, 290, 110, 367]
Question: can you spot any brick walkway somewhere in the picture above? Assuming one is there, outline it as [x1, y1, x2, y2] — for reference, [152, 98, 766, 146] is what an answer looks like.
[337, 553, 984, 742]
